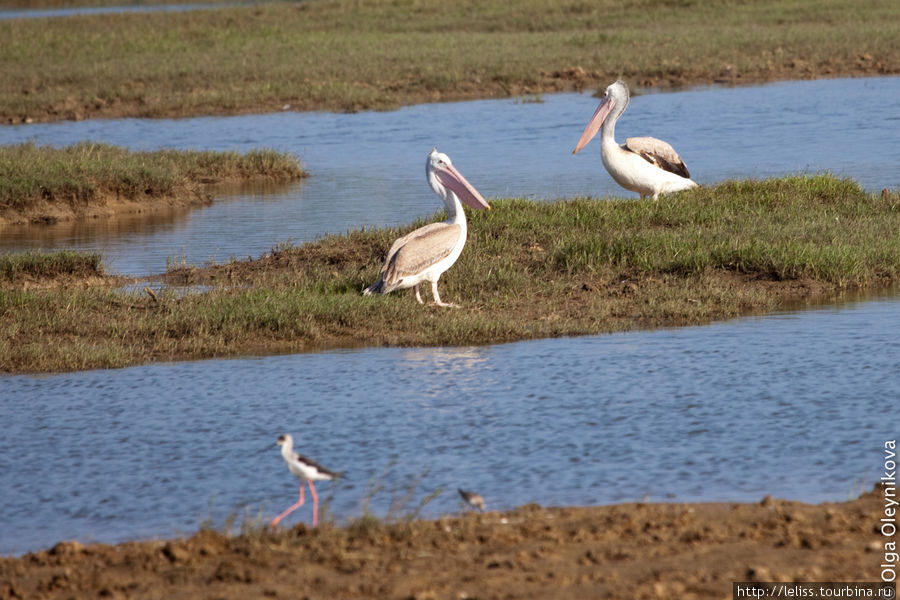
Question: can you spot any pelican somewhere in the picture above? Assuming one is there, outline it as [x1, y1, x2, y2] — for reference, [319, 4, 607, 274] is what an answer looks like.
[363, 148, 490, 307]
[573, 80, 698, 199]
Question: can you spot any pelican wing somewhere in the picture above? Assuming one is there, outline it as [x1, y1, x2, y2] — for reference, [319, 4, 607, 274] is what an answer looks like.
[379, 223, 462, 292]
[624, 136, 691, 179]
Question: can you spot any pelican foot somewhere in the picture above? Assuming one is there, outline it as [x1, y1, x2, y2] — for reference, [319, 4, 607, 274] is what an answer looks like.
[433, 301, 460, 308]
[430, 282, 460, 308]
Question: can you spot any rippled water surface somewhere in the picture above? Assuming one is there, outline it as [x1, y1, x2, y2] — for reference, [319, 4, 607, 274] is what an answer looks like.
[1, 77, 898, 275]
[1, 79, 899, 556]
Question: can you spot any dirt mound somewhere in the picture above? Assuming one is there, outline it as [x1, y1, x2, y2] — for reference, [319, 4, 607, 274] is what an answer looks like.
[0, 491, 888, 599]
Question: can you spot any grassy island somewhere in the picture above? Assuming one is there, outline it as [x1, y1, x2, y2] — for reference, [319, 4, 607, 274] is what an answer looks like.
[0, 142, 306, 225]
[2, 174, 898, 374]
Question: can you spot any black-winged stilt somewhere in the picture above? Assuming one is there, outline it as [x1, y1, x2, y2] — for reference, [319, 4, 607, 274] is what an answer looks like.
[270, 433, 337, 528]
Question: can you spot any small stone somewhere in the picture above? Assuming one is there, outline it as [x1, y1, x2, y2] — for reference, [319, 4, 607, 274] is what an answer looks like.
[746, 565, 772, 581]
[49, 540, 84, 556]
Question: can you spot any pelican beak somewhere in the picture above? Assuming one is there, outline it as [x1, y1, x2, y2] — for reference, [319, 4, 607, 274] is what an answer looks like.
[436, 163, 491, 211]
[573, 97, 615, 155]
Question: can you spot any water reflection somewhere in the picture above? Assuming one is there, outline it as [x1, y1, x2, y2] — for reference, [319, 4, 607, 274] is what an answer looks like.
[395, 347, 495, 408]
[1, 77, 898, 275]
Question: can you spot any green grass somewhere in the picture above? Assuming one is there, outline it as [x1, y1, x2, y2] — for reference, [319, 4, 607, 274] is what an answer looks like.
[546, 176, 900, 285]
[0, 142, 305, 219]
[0, 250, 104, 282]
[0, 0, 897, 122]
[2, 175, 898, 374]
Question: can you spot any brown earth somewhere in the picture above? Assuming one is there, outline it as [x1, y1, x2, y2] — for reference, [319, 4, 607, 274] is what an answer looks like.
[7, 63, 897, 126]
[0, 189, 212, 227]
[0, 488, 892, 600]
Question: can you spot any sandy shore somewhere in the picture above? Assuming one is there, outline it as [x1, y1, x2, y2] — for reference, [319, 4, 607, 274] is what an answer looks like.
[0, 488, 890, 600]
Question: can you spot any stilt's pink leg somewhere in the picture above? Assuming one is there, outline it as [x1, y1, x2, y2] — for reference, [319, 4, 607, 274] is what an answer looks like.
[308, 481, 320, 527]
[271, 481, 305, 527]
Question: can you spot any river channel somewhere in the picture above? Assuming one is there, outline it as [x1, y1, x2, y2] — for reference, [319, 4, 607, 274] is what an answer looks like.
[0, 77, 897, 556]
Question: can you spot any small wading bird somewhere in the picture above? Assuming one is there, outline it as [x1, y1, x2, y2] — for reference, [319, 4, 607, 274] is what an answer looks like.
[270, 434, 337, 528]
[458, 488, 485, 512]
[573, 79, 698, 200]
[363, 148, 491, 307]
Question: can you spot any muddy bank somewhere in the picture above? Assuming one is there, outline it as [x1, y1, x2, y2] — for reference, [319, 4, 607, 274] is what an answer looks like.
[0, 490, 888, 600]
[0, 188, 211, 227]
[8, 66, 896, 126]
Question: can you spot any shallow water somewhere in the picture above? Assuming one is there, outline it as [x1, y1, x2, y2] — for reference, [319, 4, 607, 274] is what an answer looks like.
[1, 79, 898, 556]
[1, 290, 897, 556]
[1, 77, 898, 275]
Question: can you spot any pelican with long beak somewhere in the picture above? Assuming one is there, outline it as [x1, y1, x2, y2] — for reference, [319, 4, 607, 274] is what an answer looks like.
[363, 148, 490, 307]
[573, 80, 698, 199]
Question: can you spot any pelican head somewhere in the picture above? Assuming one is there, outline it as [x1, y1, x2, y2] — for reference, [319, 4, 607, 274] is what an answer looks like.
[427, 148, 491, 211]
[572, 79, 630, 155]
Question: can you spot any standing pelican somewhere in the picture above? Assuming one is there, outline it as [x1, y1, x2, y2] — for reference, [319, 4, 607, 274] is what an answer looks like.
[573, 80, 698, 199]
[363, 148, 491, 307]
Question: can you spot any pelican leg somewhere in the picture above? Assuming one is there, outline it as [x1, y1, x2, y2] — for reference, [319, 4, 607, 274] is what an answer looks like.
[308, 481, 320, 527]
[271, 481, 306, 528]
[413, 284, 424, 304]
[431, 281, 459, 308]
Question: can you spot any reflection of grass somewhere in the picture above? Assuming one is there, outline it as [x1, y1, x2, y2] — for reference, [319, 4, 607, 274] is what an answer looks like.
[0, 142, 305, 215]
[1, 0, 897, 122]
[2, 175, 900, 374]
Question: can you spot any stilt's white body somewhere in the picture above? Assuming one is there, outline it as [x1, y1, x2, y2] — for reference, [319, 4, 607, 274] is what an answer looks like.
[363, 149, 490, 307]
[279, 434, 334, 482]
[574, 80, 698, 200]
